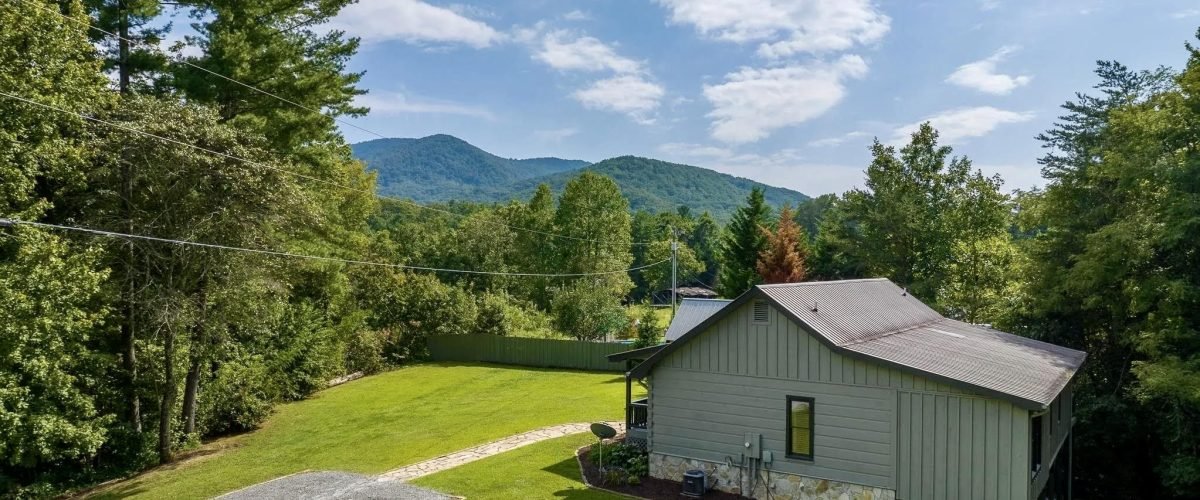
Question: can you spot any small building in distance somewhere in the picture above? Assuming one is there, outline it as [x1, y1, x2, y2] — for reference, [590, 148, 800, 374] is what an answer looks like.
[624, 278, 1085, 500]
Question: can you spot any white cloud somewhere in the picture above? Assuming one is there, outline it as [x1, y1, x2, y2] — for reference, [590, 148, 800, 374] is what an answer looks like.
[535, 31, 642, 73]
[808, 130, 868, 147]
[703, 55, 868, 144]
[573, 75, 665, 123]
[890, 106, 1034, 145]
[563, 9, 591, 21]
[521, 28, 664, 124]
[654, 0, 890, 59]
[534, 127, 579, 141]
[658, 142, 735, 160]
[1171, 9, 1200, 19]
[946, 46, 1032, 95]
[657, 142, 862, 195]
[331, 0, 501, 48]
[356, 91, 495, 120]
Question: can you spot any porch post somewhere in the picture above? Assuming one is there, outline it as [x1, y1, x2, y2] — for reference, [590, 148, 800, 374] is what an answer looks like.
[1067, 428, 1073, 500]
[625, 371, 632, 430]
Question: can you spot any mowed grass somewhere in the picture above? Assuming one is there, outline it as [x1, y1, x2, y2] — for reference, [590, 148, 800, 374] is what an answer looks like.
[89, 362, 625, 499]
[413, 432, 627, 500]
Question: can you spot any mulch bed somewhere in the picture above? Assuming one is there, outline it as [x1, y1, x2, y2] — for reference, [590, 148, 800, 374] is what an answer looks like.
[577, 444, 748, 500]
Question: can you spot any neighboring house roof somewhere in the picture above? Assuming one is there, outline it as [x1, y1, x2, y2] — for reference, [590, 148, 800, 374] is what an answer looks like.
[674, 286, 719, 298]
[664, 298, 733, 342]
[631, 279, 1087, 410]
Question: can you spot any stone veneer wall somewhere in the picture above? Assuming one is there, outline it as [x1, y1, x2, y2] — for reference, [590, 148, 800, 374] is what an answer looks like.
[650, 453, 896, 500]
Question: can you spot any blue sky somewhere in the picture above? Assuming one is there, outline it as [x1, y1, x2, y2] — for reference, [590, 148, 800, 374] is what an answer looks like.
[315, 0, 1200, 196]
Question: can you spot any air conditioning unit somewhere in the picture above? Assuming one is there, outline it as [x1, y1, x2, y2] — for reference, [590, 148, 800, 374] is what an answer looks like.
[682, 469, 707, 497]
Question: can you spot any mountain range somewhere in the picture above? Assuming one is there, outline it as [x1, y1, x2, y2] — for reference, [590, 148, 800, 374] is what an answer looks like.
[350, 135, 808, 217]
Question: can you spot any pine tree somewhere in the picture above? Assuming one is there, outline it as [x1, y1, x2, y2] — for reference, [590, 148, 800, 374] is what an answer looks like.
[84, 0, 167, 93]
[168, 0, 366, 151]
[756, 206, 809, 284]
[718, 188, 771, 296]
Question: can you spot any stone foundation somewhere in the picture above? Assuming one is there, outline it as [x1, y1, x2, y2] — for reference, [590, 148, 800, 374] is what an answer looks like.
[650, 453, 895, 500]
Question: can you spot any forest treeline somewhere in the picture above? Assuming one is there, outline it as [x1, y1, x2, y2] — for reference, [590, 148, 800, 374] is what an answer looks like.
[1, 0, 1198, 498]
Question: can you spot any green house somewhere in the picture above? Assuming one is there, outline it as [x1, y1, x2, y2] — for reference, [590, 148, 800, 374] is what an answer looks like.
[622, 279, 1085, 500]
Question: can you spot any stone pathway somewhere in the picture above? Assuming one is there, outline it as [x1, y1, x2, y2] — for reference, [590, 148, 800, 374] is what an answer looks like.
[379, 421, 625, 482]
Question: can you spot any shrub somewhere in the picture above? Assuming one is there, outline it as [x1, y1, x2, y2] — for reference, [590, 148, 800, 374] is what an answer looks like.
[344, 328, 387, 375]
[589, 440, 648, 485]
[197, 356, 274, 436]
[551, 283, 627, 341]
[632, 307, 662, 348]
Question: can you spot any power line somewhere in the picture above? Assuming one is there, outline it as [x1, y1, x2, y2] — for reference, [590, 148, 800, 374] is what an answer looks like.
[14, 0, 655, 247]
[0, 218, 669, 278]
[0, 90, 653, 247]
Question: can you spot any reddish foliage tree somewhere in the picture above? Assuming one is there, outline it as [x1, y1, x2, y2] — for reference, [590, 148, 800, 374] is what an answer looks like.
[756, 206, 810, 284]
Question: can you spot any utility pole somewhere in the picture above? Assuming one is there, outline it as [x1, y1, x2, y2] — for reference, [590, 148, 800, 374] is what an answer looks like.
[670, 226, 678, 317]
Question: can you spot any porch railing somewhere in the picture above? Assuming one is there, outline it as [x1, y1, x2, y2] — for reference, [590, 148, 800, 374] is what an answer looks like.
[629, 397, 649, 429]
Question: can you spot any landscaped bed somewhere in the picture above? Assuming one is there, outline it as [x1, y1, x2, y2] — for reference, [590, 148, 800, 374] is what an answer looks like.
[85, 362, 626, 499]
[577, 439, 748, 500]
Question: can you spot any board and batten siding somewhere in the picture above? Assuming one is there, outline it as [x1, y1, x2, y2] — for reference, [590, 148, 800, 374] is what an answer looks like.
[650, 299, 1038, 500]
[896, 391, 1029, 500]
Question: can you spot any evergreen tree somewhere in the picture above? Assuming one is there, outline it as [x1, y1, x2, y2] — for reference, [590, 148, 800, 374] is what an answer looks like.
[794, 194, 837, 238]
[168, 0, 366, 151]
[632, 307, 662, 348]
[718, 188, 771, 297]
[84, 0, 167, 93]
[810, 196, 868, 280]
[756, 206, 809, 284]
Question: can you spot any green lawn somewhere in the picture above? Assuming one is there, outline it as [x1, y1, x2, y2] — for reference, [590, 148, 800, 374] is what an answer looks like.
[413, 432, 627, 500]
[89, 362, 625, 499]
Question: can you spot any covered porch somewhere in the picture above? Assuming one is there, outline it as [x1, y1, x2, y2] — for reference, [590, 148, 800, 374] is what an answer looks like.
[607, 344, 664, 446]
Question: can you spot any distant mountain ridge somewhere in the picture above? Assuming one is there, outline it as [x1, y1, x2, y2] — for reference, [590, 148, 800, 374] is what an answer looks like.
[493, 156, 808, 216]
[351, 135, 588, 202]
[351, 135, 809, 217]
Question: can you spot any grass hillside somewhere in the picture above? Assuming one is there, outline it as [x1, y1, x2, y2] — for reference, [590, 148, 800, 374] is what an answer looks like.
[352, 134, 589, 202]
[87, 363, 625, 500]
[496, 156, 809, 217]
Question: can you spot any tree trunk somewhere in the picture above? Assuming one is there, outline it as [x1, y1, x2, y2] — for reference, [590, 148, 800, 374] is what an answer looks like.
[182, 279, 207, 436]
[122, 303, 140, 432]
[118, 0, 141, 433]
[158, 327, 176, 464]
[117, 0, 130, 94]
[182, 358, 200, 436]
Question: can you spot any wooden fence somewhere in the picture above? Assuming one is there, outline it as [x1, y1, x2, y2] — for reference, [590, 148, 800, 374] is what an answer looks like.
[426, 335, 631, 372]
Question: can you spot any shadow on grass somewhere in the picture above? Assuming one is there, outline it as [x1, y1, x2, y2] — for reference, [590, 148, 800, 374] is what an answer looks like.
[542, 455, 623, 500]
[83, 479, 149, 500]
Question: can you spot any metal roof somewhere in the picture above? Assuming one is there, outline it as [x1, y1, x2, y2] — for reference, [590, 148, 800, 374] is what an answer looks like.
[607, 343, 666, 362]
[664, 298, 732, 341]
[633, 279, 1086, 409]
